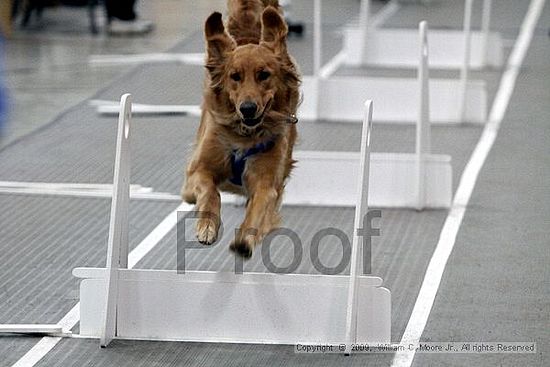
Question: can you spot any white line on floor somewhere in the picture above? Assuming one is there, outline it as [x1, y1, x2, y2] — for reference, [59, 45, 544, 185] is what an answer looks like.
[0, 187, 181, 201]
[319, 50, 347, 79]
[0, 181, 181, 201]
[391, 0, 546, 366]
[0, 181, 150, 191]
[370, 1, 400, 28]
[11, 202, 192, 367]
[89, 53, 205, 66]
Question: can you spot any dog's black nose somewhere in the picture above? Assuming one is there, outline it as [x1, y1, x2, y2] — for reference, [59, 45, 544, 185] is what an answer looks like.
[239, 101, 257, 119]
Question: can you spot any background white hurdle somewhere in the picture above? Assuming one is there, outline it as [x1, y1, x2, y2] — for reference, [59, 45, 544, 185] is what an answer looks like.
[74, 97, 391, 348]
[298, 76, 486, 124]
[284, 21, 452, 209]
[301, 2, 487, 124]
[344, 0, 503, 69]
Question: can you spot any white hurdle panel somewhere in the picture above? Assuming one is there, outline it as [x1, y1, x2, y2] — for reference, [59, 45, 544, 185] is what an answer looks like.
[74, 97, 391, 348]
[343, 0, 503, 69]
[298, 75, 487, 124]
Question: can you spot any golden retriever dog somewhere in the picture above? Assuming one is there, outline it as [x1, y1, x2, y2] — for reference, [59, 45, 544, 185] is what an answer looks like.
[182, 0, 301, 258]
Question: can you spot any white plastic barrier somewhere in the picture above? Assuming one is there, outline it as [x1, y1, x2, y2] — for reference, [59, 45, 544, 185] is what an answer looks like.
[343, 28, 503, 69]
[298, 75, 486, 124]
[344, 0, 503, 69]
[265, 151, 452, 209]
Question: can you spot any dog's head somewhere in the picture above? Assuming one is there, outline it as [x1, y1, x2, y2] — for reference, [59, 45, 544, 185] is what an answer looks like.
[204, 8, 300, 135]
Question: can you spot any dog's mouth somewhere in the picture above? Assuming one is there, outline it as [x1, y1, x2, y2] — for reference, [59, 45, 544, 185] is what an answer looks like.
[238, 115, 264, 136]
[241, 112, 265, 127]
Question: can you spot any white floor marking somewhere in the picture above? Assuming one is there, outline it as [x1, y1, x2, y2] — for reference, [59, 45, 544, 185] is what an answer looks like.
[0, 186, 181, 201]
[370, 1, 400, 28]
[89, 53, 205, 66]
[0, 181, 181, 201]
[11, 202, 192, 367]
[391, 0, 546, 366]
[0, 182, 151, 191]
[319, 50, 347, 79]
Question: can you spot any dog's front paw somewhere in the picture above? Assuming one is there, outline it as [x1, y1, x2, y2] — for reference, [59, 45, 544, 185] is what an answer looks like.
[229, 238, 254, 259]
[181, 186, 196, 204]
[196, 218, 219, 245]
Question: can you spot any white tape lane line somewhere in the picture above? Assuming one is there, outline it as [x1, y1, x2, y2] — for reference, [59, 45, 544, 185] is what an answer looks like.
[370, 0, 400, 28]
[392, 0, 546, 366]
[11, 202, 192, 367]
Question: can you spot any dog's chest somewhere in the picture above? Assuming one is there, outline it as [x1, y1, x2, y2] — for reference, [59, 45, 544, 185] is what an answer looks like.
[228, 140, 275, 186]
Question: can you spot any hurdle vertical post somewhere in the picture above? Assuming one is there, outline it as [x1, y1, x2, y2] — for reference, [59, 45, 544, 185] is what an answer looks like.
[458, 0, 473, 123]
[344, 100, 373, 354]
[312, 0, 322, 120]
[100, 94, 132, 347]
[416, 21, 431, 211]
[480, 0, 492, 67]
[358, 0, 371, 64]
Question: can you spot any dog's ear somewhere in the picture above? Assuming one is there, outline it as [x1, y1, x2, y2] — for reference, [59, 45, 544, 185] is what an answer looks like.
[205, 12, 235, 71]
[260, 6, 288, 54]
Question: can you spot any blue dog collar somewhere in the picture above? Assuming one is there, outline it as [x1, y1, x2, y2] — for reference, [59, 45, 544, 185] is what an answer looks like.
[229, 140, 275, 186]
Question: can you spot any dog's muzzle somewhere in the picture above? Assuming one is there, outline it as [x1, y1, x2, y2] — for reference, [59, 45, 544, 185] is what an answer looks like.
[242, 115, 263, 127]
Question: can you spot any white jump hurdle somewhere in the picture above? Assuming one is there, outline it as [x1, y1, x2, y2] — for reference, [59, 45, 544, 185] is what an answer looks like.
[74, 95, 391, 348]
[303, 1, 487, 124]
[344, 0, 503, 69]
[282, 21, 452, 209]
[298, 75, 486, 124]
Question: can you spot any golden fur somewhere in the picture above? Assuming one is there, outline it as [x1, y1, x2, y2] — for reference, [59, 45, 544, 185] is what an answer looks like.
[181, 0, 300, 258]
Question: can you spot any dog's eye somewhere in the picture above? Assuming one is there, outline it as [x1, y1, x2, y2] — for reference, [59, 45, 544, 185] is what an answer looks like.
[258, 70, 271, 81]
[230, 72, 241, 82]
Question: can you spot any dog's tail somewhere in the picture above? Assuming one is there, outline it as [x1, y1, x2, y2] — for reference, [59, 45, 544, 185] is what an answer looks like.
[227, 0, 282, 45]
